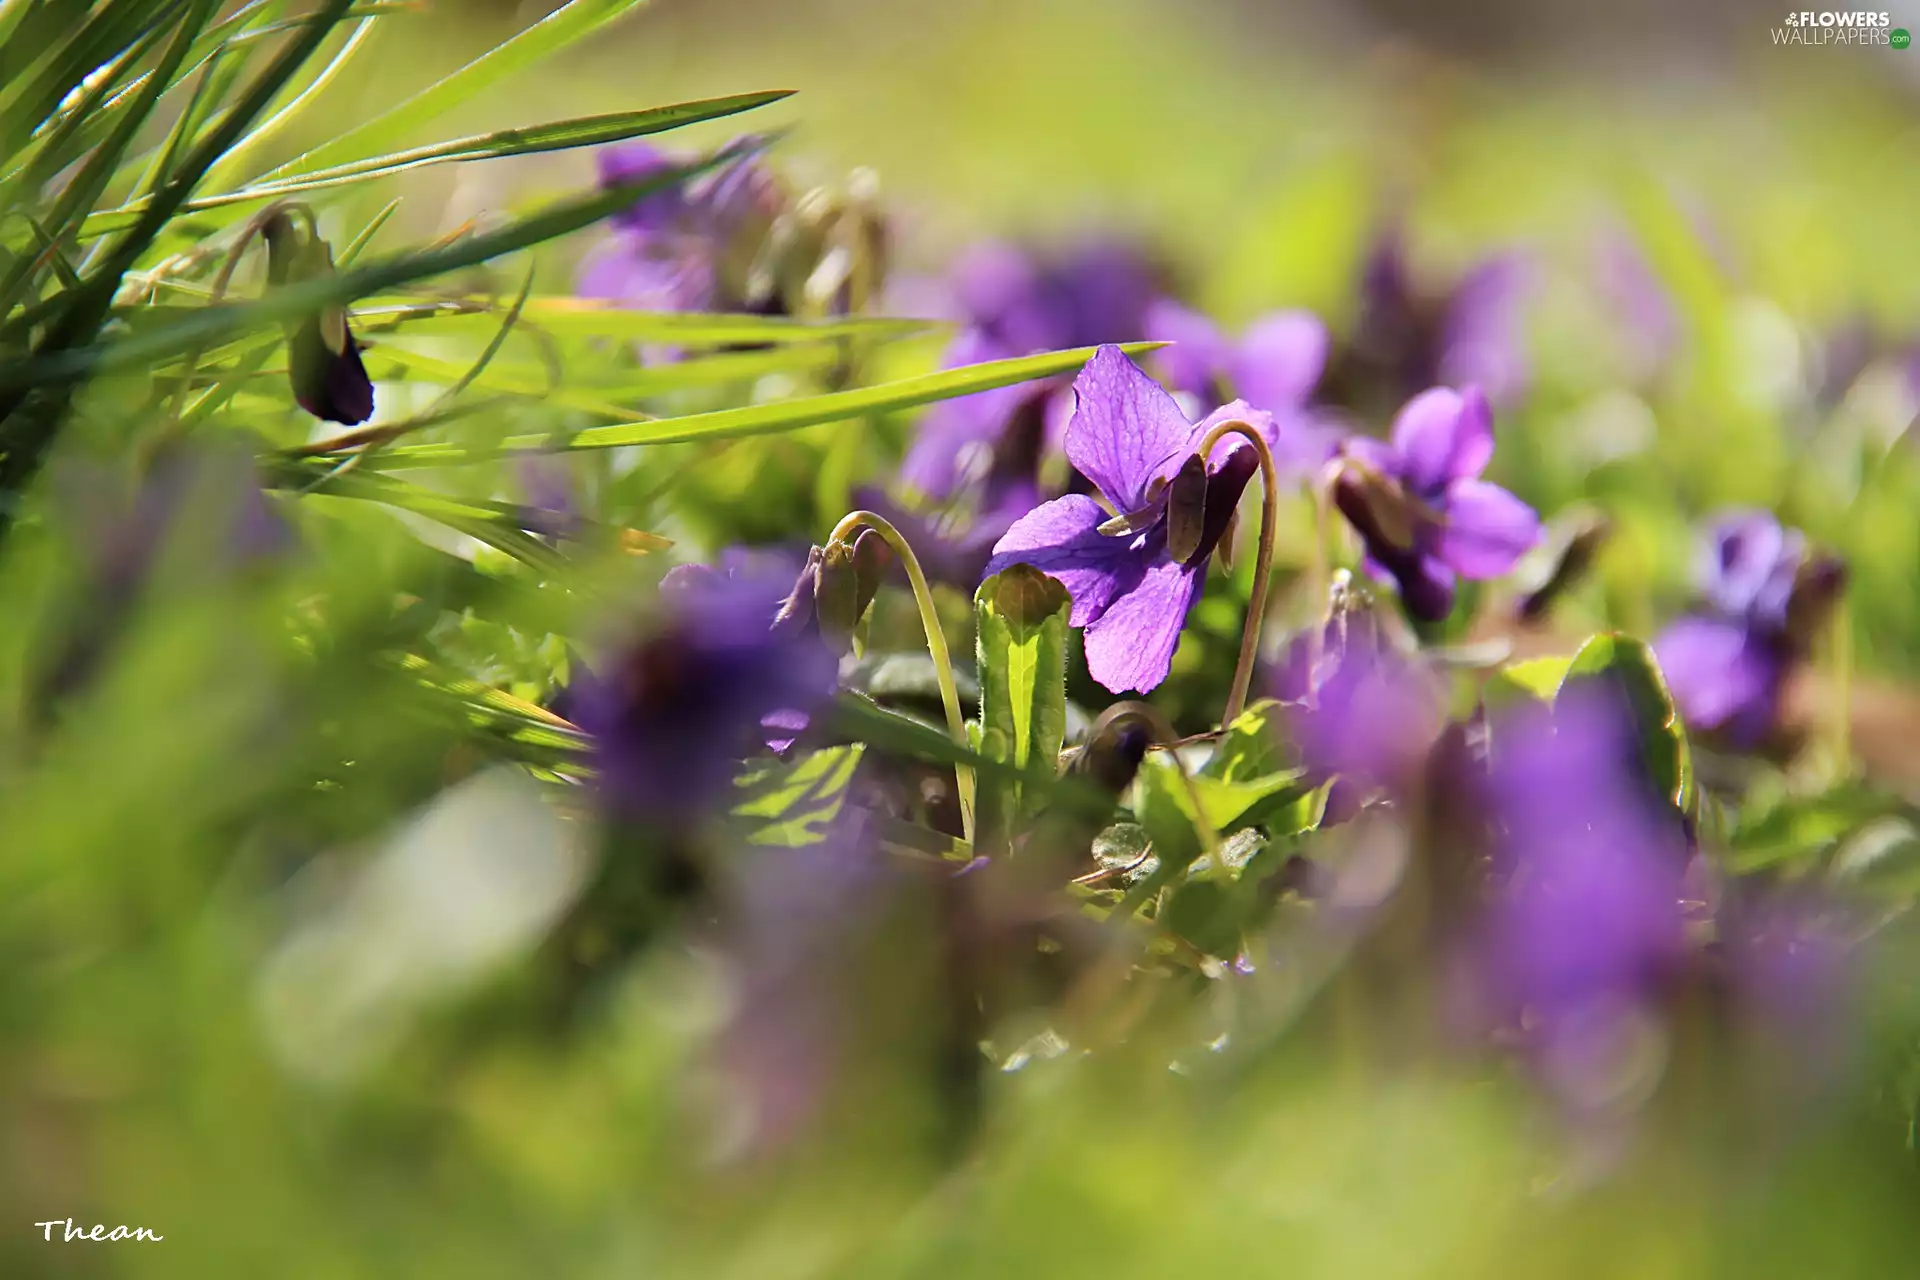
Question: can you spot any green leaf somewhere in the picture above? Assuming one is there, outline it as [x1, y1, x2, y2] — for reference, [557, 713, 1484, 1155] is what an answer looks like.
[1558, 632, 1691, 811]
[371, 342, 1164, 464]
[734, 745, 865, 847]
[973, 565, 1070, 840]
[1199, 700, 1318, 832]
[1485, 654, 1574, 708]
[254, 0, 658, 182]
[80, 92, 793, 238]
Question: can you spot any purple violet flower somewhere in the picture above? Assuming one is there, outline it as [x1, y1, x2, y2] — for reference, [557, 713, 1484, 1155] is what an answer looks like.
[1654, 511, 1843, 748]
[1334, 385, 1542, 623]
[949, 237, 1167, 356]
[983, 345, 1278, 694]
[566, 561, 837, 827]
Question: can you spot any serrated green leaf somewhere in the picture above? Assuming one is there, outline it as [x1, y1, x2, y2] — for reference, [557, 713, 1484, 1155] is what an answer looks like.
[974, 565, 1069, 840]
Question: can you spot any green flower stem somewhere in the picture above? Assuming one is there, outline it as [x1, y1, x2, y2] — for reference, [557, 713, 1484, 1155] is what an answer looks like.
[1196, 419, 1282, 727]
[828, 509, 975, 846]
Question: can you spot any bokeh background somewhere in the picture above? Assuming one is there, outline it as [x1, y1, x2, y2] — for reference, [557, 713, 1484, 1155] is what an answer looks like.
[11, 1, 1920, 1276]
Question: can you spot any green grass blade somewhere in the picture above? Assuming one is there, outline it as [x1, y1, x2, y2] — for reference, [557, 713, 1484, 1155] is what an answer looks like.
[370, 342, 1162, 464]
[80, 91, 792, 239]
[255, 0, 655, 182]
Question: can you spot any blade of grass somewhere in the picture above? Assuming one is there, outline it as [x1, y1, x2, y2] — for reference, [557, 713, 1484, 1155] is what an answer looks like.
[257, 0, 655, 182]
[80, 92, 792, 239]
[370, 342, 1162, 464]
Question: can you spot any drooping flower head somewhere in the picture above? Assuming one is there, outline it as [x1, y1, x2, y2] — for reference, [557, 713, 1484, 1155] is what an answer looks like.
[983, 345, 1278, 694]
[1144, 300, 1342, 474]
[567, 562, 838, 827]
[1333, 385, 1541, 623]
[259, 207, 374, 425]
[1653, 511, 1844, 748]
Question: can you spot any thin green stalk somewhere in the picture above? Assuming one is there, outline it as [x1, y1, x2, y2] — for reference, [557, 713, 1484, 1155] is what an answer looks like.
[827, 509, 976, 846]
[1195, 418, 1283, 727]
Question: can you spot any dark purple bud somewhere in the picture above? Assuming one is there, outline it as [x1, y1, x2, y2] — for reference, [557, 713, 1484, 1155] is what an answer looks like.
[1072, 708, 1154, 796]
[1333, 469, 1454, 622]
[260, 208, 373, 425]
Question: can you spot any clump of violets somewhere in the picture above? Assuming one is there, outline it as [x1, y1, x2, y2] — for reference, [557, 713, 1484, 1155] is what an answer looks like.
[1654, 511, 1844, 749]
[566, 562, 839, 828]
[1333, 385, 1541, 623]
[1470, 688, 1692, 1120]
[983, 345, 1277, 694]
[1318, 226, 1531, 417]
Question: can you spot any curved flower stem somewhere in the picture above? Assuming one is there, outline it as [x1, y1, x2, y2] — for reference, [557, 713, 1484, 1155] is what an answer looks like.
[828, 510, 975, 846]
[1196, 420, 1282, 727]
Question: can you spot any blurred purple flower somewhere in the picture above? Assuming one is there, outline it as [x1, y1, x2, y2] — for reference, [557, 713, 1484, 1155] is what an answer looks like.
[1324, 228, 1532, 414]
[1334, 385, 1542, 622]
[983, 345, 1278, 694]
[567, 561, 837, 827]
[1654, 511, 1843, 748]
[1596, 230, 1682, 383]
[1475, 689, 1691, 1115]
[1270, 608, 1442, 801]
[575, 140, 783, 315]
[949, 237, 1167, 356]
[711, 807, 889, 1159]
[1144, 300, 1343, 474]
[899, 238, 1168, 512]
